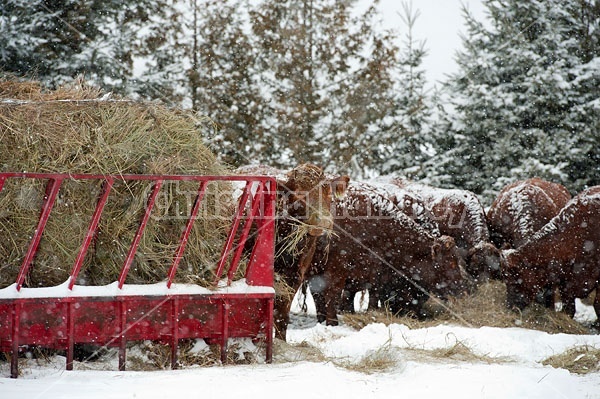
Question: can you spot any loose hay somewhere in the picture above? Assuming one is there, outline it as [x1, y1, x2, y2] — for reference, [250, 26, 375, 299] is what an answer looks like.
[272, 339, 328, 363]
[0, 79, 235, 288]
[342, 281, 590, 335]
[334, 339, 402, 374]
[437, 281, 590, 334]
[400, 341, 510, 365]
[542, 346, 600, 374]
[127, 339, 261, 370]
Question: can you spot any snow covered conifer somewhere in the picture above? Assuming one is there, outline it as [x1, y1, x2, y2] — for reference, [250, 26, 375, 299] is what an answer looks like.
[247, 0, 407, 175]
[0, 0, 142, 92]
[183, 0, 271, 167]
[429, 0, 600, 202]
[375, 2, 432, 178]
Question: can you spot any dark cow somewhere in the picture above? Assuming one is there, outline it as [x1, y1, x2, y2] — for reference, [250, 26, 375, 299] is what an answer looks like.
[308, 182, 471, 324]
[502, 186, 600, 326]
[236, 164, 349, 340]
[487, 177, 572, 249]
[324, 180, 440, 313]
[381, 177, 502, 282]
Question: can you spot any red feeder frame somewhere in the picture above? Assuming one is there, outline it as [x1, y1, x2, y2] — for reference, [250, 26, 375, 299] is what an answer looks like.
[0, 172, 276, 378]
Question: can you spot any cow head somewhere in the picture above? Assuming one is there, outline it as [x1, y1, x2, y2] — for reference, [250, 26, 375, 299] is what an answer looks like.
[431, 235, 474, 298]
[273, 164, 349, 341]
[502, 250, 547, 311]
[277, 164, 349, 237]
[466, 242, 503, 282]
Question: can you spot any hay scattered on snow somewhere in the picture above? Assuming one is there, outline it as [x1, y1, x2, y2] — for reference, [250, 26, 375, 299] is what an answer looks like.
[341, 281, 590, 335]
[542, 346, 600, 374]
[334, 338, 402, 374]
[0, 79, 234, 288]
[127, 339, 261, 370]
[436, 281, 590, 334]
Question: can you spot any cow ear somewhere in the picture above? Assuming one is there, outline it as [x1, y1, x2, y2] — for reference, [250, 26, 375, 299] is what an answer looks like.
[333, 175, 350, 199]
[499, 250, 516, 277]
[276, 180, 295, 205]
[431, 242, 441, 259]
[442, 235, 455, 249]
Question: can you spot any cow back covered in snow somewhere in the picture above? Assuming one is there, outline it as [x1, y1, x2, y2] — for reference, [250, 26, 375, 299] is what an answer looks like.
[502, 186, 600, 324]
[487, 177, 572, 250]
[380, 177, 502, 281]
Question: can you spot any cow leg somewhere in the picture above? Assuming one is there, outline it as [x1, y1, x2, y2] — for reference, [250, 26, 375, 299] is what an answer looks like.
[313, 292, 327, 324]
[540, 285, 556, 309]
[273, 274, 303, 341]
[323, 273, 345, 326]
[367, 290, 378, 310]
[274, 296, 291, 341]
[340, 279, 364, 313]
[563, 298, 576, 319]
[593, 288, 600, 329]
[307, 276, 327, 323]
[324, 293, 340, 326]
[339, 289, 356, 313]
[559, 290, 577, 319]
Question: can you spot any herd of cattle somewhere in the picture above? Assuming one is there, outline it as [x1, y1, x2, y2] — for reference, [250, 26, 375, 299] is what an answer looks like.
[237, 164, 600, 340]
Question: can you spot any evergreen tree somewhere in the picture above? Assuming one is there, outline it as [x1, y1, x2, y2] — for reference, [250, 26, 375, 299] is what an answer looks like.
[377, 2, 431, 178]
[184, 0, 269, 166]
[190, 0, 411, 173]
[0, 0, 170, 95]
[1, 1, 118, 89]
[126, 1, 187, 103]
[246, 0, 407, 175]
[428, 0, 600, 203]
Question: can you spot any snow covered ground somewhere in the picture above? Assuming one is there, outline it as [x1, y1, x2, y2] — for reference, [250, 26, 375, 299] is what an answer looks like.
[2, 293, 599, 399]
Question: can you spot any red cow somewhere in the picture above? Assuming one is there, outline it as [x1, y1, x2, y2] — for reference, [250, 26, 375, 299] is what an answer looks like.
[236, 164, 349, 340]
[325, 180, 440, 313]
[502, 186, 600, 326]
[382, 178, 502, 282]
[487, 177, 572, 249]
[308, 182, 471, 324]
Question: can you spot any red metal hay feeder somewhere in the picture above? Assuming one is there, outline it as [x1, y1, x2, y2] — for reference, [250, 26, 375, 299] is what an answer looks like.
[0, 172, 276, 378]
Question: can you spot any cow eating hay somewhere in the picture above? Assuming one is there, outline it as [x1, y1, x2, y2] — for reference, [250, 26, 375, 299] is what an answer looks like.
[236, 164, 349, 340]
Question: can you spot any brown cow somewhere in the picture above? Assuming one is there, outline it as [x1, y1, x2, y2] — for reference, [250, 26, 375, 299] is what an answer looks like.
[308, 181, 471, 324]
[324, 180, 440, 313]
[381, 177, 502, 282]
[236, 164, 349, 340]
[487, 177, 572, 250]
[502, 186, 600, 326]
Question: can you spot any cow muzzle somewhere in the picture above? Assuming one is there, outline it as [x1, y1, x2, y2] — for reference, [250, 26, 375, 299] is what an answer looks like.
[306, 212, 333, 236]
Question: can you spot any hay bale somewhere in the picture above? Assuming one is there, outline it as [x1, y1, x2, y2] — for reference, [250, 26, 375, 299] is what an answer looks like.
[0, 79, 233, 288]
